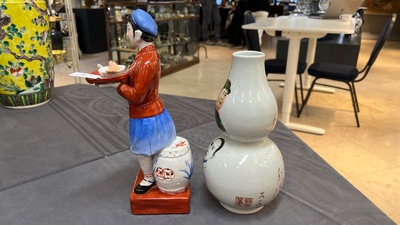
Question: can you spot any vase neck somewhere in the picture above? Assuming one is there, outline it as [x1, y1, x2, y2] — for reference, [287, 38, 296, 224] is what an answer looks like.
[229, 51, 267, 85]
[226, 134, 270, 144]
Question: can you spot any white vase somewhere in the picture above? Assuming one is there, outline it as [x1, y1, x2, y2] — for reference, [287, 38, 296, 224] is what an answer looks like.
[203, 50, 285, 214]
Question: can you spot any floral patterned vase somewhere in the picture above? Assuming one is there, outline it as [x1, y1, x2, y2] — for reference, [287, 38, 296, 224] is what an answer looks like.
[203, 51, 285, 214]
[0, 0, 54, 108]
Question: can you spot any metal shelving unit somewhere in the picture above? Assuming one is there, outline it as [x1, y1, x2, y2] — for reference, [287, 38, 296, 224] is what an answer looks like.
[104, 0, 200, 76]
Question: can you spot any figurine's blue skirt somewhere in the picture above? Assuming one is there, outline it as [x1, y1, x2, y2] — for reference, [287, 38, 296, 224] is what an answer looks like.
[129, 109, 176, 156]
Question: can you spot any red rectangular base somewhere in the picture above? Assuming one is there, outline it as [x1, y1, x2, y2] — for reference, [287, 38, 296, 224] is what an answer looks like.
[130, 170, 190, 215]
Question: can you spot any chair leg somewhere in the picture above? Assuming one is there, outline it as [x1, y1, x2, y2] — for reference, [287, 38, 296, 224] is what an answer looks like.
[294, 85, 300, 117]
[351, 82, 360, 112]
[346, 82, 360, 127]
[295, 74, 304, 117]
[298, 78, 360, 127]
[298, 78, 318, 117]
[298, 73, 304, 102]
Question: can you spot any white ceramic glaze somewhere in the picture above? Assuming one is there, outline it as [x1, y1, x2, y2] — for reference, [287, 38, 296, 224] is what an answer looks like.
[204, 50, 284, 214]
[203, 136, 284, 214]
[215, 51, 277, 143]
[153, 136, 193, 194]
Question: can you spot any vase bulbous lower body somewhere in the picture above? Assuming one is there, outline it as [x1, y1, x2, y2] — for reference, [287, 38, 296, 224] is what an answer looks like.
[204, 50, 285, 214]
[0, 0, 54, 108]
[203, 136, 284, 214]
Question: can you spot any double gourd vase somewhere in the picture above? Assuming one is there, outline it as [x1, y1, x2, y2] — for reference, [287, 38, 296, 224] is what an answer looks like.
[203, 51, 285, 214]
[0, 0, 54, 108]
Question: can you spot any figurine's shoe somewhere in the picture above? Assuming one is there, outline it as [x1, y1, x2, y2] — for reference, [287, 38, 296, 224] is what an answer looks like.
[134, 179, 156, 194]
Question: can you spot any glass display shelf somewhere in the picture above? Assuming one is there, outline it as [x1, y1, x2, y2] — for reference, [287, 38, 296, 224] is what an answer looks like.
[104, 0, 200, 76]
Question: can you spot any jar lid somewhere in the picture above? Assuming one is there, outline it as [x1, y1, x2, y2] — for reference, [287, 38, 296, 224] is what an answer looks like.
[159, 136, 190, 158]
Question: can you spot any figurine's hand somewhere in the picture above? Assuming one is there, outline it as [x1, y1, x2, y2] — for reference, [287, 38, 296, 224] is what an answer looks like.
[120, 77, 128, 84]
[117, 83, 127, 96]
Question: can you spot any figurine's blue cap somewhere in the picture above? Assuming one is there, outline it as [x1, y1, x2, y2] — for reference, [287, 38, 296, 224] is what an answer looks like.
[130, 9, 158, 37]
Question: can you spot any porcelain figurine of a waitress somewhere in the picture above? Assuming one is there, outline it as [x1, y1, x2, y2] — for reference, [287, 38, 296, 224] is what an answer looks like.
[117, 9, 176, 194]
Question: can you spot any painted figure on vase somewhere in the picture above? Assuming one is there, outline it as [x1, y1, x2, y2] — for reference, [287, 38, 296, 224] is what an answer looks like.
[117, 9, 176, 194]
[215, 79, 231, 132]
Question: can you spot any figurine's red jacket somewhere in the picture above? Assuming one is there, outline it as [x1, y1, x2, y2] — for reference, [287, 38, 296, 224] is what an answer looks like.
[117, 45, 164, 118]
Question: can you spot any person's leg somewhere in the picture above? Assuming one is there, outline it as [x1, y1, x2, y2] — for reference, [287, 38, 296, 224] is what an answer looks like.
[227, 13, 242, 45]
[211, 2, 221, 41]
[134, 155, 155, 194]
[201, 0, 212, 42]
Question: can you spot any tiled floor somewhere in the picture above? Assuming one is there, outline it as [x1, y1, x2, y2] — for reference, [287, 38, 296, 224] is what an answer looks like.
[54, 35, 400, 224]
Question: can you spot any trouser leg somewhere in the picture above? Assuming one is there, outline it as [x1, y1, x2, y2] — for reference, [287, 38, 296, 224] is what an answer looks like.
[201, 1, 212, 41]
[137, 155, 154, 182]
[134, 155, 156, 194]
[212, 3, 221, 40]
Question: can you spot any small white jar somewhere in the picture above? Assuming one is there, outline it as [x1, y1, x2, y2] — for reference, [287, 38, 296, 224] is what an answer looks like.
[153, 136, 193, 194]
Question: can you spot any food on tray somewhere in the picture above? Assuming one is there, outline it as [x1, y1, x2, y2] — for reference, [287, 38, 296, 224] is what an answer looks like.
[106, 61, 120, 72]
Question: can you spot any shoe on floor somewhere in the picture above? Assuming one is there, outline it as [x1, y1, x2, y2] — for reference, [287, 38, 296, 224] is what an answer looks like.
[229, 43, 245, 49]
[204, 40, 215, 46]
[215, 40, 228, 47]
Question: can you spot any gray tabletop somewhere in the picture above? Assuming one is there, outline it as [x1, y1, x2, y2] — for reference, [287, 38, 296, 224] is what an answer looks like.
[0, 84, 395, 225]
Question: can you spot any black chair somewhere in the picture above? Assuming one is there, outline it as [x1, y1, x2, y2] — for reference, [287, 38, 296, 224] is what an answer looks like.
[298, 14, 397, 127]
[243, 10, 307, 116]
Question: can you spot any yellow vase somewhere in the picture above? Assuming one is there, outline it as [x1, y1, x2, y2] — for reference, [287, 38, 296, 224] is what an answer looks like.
[0, 0, 54, 108]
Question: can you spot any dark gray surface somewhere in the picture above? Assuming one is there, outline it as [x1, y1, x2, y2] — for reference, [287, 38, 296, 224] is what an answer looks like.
[276, 34, 362, 67]
[0, 84, 395, 225]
